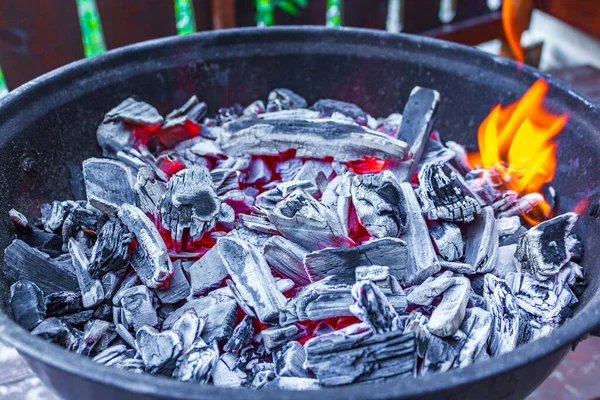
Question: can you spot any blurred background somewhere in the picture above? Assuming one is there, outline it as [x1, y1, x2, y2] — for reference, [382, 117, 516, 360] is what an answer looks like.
[0, 1, 599, 399]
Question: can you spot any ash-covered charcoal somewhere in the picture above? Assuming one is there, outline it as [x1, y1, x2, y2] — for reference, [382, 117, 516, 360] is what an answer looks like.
[428, 277, 470, 337]
[245, 158, 273, 185]
[516, 212, 578, 281]
[61, 310, 94, 326]
[224, 316, 254, 353]
[41, 201, 67, 233]
[134, 166, 165, 214]
[261, 324, 309, 353]
[305, 328, 416, 386]
[10, 280, 46, 330]
[419, 134, 456, 167]
[93, 303, 113, 321]
[212, 353, 248, 387]
[189, 244, 228, 296]
[83, 158, 136, 215]
[171, 310, 203, 353]
[313, 322, 335, 337]
[31, 317, 81, 351]
[119, 285, 158, 332]
[104, 97, 164, 129]
[506, 271, 571, 321]
[407, 271, 455, 306]
[77, 319, 116, 356]
[310, 98, 368, 125]
[275, 158, 303, 182]
[173, 339, 219, 383]
[304, 237, 408, 283]
[351, 171, 408, 238]
[264, 236, 310, 286]
[293, 159, 334, 184]
[68, 238, 105, 309]
[454, 307, 492, 368]
[493, 244, 520, 278]
[267, 88, 307, 111]
[269, 188, 353, 251]
[9, 209, 63, 257]
[567, 233, 584, 262]
[255, 180, 318, 213]
[350, 280, 402, 333]
[428, 221, 464, 262]
[243, 100, 266, 116]
[45, 291, 83, 317]
[219, 118, 409, 162]
[155, 260, 190, 304]
[274, 341, 308, 378]
[118, 204, 173, 289]
[136, 325, 183, 375]
[88, 219, 132, 279]
[158, 96, 207, 148]
[211, 168, 241, 195]
[239, 214, 279, 234]
[464, 207, 499, 274]
[417, 162, 481, 223]
[101, 272, 122, 300]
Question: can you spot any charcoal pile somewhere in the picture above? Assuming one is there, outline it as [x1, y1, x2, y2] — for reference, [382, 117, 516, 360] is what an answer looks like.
[3, 87, 586, 390]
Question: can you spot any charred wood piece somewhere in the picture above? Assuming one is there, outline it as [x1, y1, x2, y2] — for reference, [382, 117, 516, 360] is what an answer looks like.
[173, 339, 219, 383]
[263, 236, 311, 286]
[104, 97, 163, 129]
[211, 168, 240, 195]
[261, 324, 308, 353]
[224, 316, 254, 353]
[267, 88, 307, 111]
[428, 221, 464, 262]
[119, 285, 158, 332]
[136, 326, 183, 375]
[428, 277, 470, 337]
[171, 310, 203, 354]
[77, 319, 116, 356]
[189, 245, 227, 296]
[10, 280, 46, 330]
[83, 158, 136, 215]
[310, 98, 368, 125]
[350, 280, 403, 333]
[493, 244, 520, 278]
[274, 341, 308, 378]
[464, 207, 499, 274]
[45, 291, 83, 317]
[134, 166, 165, 214]
[31, 317, 81, 351]
[68, 238, 105, 309]
[88, 219, 132, 279]
[454, 307, 492, 368]
[407, 271, 455, 306]
[155, 259, 191, 304]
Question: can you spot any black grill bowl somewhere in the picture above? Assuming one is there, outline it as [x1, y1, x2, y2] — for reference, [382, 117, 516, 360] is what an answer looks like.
[0, 27, 599, 400]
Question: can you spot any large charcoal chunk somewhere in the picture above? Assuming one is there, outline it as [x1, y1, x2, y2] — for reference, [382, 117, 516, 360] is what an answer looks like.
[266, 88, 307, 111]
[77, 319, 116, 356]
[83, 158, 136, 215]
[88, 219, 132, 279]
[264, 236, 311, 286]
[274, 341, 308, 378]
[104, 97, 164, 128]
[173, 339, 219, 383]
[172, 310, 203, 353]
[463, 207, 499, 274]
[428, 277, 470, 337]
[428, 221, 464, 262]
[31, 317, 80, 351]
[407, 271, 455, 306]
[136, 326, 183, 375]
[454, 307, 492, 368]
[224, 316, 254, 353]
[350, 280, 403, 333]
[68, 238, 105, 309]
[119, 285, 158, 332]
[10, 280, 46, 330]
[262, 324, 308, 353]
[155, 260, 190, 304]
[118, 204, 173, 289]
[189, 245, 228, 296]
[134, 166, 165, 214]
[310, 98, 368, 125]
[45, 291, 83, 317]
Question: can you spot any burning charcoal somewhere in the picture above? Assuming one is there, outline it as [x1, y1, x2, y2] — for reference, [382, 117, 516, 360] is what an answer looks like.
[104, 97, 163, 128]
[310, 98, 368, 125]
[293, 159, 334, 184]
[158, 97, 207, 148]
[399, 183, 441, 285]
[159, 166, 221, 244]
[119, 285, 158, 332]
[218, 237, 286, 324]
[31, 318, 80, 351]
[305, 328, 416, 386]
[497, 192, 545, 219]
[41, 201, 66, 233]
[274, 341, 308, 378]
[493, 244, 519, 278]
[219, 118, 409, 162]
[267, 88, 307, 111]
[101, 272, 121, 299]
[155, 260, 190, 304]
[118, 203, 173, 289]
[419, 134, 456, 167]
[516, 212, 578, 281]
[213, 353, 248, 387]
[506, 272, 571, 321]
[45, 291, 83, 317]
[255, 180, 318, 213]
[261, 325, 308, 353]
[275, 158, 303, 182]
[350, 280, 402, 333]
[136, 326, 183, 375]
[321, 172, 353, 232]
[134, 166, 165, 214]
[83, 158, 136, 215]
[239, 214, 279, 234]
[269, 188, 352, 251]
[243, 100, 265, 116]
[454, 307, 492, 368]
[68, 238, 105, 308]
[351, 171, 408, 238]
[93, 304, 113, 321]
[428, 277, 470, 337]
[61, 310, 94, 326]
[166, 95, 207, 122]
[3, 239, 79, 293]
[567, 233, 584, 262]
[77, 320, 116, 356]
[88, 219, 132, 279]
[171, 310, 203, 353]
[246, 158, 273, 185]
[392, 87, 440, 181]
[173, 339, 219, 383]
[188, 246, 227, 296]
[224, 316, 254, 353]
[428, 221, 463, 262]
[211, 168, 240, 195]
[417, 162, 481, 223]
[304, 237, 408, 283]
[464, 207, 499, 274]
[10, 280, 46, 330]
[263, 236, 310, 286]
[216, 104, 244, 125]
[407, 271, 455, 306]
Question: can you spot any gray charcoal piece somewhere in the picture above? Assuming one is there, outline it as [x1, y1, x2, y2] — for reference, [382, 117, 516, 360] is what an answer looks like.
[419, 135, 456, 168]
[305, 329, 416, 386]
[118, 204, 173, 289]
[218, 237, 286, 324]
[507, 272, 570, 320]
[93, 344, 128, 365]
[136, 326, 183, 375]
[417, 162, 481, 223]
[264, 377, 320, 391]
[93, 303, 113, 321]
[261, 324, 308, 353]
[31, 317, 80, 351]
[355, 265, 390, 282]
[77, 319, 116, 356]
[159, 165, 221, 244]
[464, 207, 499, 274]
[42, 201, 66, 232]
[304, 237, 408, 283]
[255, 180, 318, 213]
[218, 118, 409, 162]
[119, 285, 158, 332]
[134, 166, 165, 214]
[403, 312, 431, 358]
[293, 159, 334, 184]
[212, 353, 248, 388]
[275, 158, 303, 182]
[429, 221, 464, 262]
[210, 168, 240, 195]
[351, 170, 408, 238]
[266, 88, 307, 111]
[88, 219, 132, 279]
[407, 271, 455, 306]
[166, 96, 207, 122]
[173, 339, 219, 383]
[45, 291, 83, 317]
[101, 272, 121, 300]
[516, 212, 578, 281]
[10, 280, 46, 330]
[239, 214, 279, 235]
[95, 121, 133, 158]
[227, 226, 272, 251]
[155, 260, 190, 304]
[399, 183, 441, 285]
[268, 188, 353, 251]
[454, 307, 492, 368]
[274, 341, 308, 378]
[496, 216, 522, 237]
[243, 100, 265, 116]
[313, 322, 335, 337]
[3, 239, 79, 294]
[83, 158, 136, 215]
[61, 310, 94, 326]
[246, 158, 273, 184]
[428, 277, 470, 338]
[172, 310, 203, 353]
[321, 172, 353, 235]
[493, 244, 520, 278]
[310, 98, 368, 125]
[104, 97, 164, 128]
[251, 370, 277, 389]
[224, 316, 254, 353]
[115, 323, 138, 350]
[68, 238, 105, 309]
[189, 244, 228, 296]
[259, 108, 320, 122]
[263, 236, 311, 286]
[350, 280, 402, 333]
[112, 272, 140, 306]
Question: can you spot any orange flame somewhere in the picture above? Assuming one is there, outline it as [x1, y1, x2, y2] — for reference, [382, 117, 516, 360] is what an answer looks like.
[467, 79, 568, 223]
[502, 0, 525, 63]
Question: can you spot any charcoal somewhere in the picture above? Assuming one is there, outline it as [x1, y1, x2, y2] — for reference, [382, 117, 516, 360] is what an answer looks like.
[218, 237, 286, 324]
[41, 201, 66, 232]
[219, 118, 409, 162]
[77, 320, 116, 356]
[88, 219, 132, 279]
[566, 262, 587, 296]
[104, 97, 163, 128]
[428, 221, 463, 262]
[355, 265, 390, 282]
[304, 237, 408, 283]
[497, 192, 545, 219]
[305, 328, 416, 386]
[216, 104, 244, 125]
[293, 159, 334, 184]
[311, 322, 334, 337]
[399, 183, 441, 285]
[171, 310, 203, 353]
[261, 324, 308, 353]
[173, 339, 219, 383]
[213, 353, 248, 387]
[93, 304, 113, 321]
[118, 203, 173, 289]
[264, 377, 320, 390]
[403, 312, 431, 358]
[567, 233, 584, 262]
[224, 316, 254, 353]
[463, 207, 499, 274]
[119, 285, 158, 332]
[115, 323, 138, 350]
[269, 188, 352, 251]
[351, 171, 408, 238]
[101, 272, 121, 299]
[136, 326, 183, 375]
[428, 277, 470, 337]
[407, 271, 455, 306]
[159, 97, 207, 148]
[516, 212, 578, 281]
[266, 88, 307, 111]
[68, 163, 87, 200]
[211, 168, 241, 195]
[493, 244, 519, 278]
[61, 310, 94, 326]
[275, 158, 303, 182]
[273, 341, 308, 378]
[134, 166, 165, 214]
[251, 370, 277, 389]
[188, 246, 227, 296]
[239, 214, 279, 235]
[392, 87, 440, 181]
[10, 211, 63, 257]
[68, 238, 104, 308]
[3, 239, 79, 293]
[310, 98, 368, 125]
[321, 172, 353, 234]
[31, 317, 80, 351]
[112, 271, 140, 305]
[83, 158, 136, 215]
[255, 180, 318, 213]
[419, 134, 456, 167]
[45, 291, 83, 316]
[93, 344, 129, 364]
[155, 260, 190, 304]
[263, 236, 310, 286]
[454, 307, 492, 368]
[243, 100, 265, 116]
[166, 95, 207, 122]
[507, 272, 571, 321]
[496, 216, 521, 237]
[10, 280, 46, 330]
[350, 280, 402, 333]
[245, 158, 273, 185]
